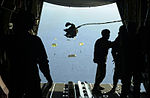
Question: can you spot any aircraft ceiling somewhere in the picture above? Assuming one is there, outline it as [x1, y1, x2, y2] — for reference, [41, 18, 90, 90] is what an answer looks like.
[44, 0, 116, 7]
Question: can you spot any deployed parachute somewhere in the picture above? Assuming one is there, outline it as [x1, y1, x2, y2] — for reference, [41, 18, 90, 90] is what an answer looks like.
[64, 22, 78, 38]
[79, 42, 84, 46]
[51, 43, 57, 47]
[68, 54, 76, 57]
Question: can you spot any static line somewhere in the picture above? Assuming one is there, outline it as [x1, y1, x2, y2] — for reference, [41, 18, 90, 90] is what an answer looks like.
[76, 20, 122, 28]
[49, 83, 56, 98]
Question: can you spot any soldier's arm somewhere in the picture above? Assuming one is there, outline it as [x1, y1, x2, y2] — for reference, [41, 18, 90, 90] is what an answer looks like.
[111, 41, 117, 61]
[93, 40, 100, 63]
[37, 37, 53, 83]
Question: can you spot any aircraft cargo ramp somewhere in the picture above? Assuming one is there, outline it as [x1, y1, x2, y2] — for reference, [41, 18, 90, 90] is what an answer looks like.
[41, 81, 147, 98]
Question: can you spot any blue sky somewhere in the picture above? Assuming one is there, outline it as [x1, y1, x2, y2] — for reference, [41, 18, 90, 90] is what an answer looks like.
[38, 2, 122, 83]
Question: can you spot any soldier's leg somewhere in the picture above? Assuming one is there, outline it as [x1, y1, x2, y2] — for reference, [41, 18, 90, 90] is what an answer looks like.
[112, 69, 119, 92]
[93, 63, 106, 90]
[120, 72, 132, 98]
[133, 72, 141, 98]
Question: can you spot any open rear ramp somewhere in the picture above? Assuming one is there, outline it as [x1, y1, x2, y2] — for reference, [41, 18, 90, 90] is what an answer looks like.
[41, 81, 133, 98]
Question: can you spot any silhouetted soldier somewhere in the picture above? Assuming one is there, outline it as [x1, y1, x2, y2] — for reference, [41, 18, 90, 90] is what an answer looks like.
[92, 29, 112, 92]
[119, 24, 132, 98]
[139, 20, 150, 98]
[110, 25, 123, 93]
[3, 10, 53, 98]
[132, 26, 146, 98]
[120, 23, 144, 98]
[134, 26, 149, 98]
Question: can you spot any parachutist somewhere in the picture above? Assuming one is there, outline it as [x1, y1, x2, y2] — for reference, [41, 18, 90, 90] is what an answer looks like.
[64, 22, 78, 38]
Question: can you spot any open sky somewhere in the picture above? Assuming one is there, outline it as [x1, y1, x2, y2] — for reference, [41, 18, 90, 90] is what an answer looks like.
[37, 2, 122, 83]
